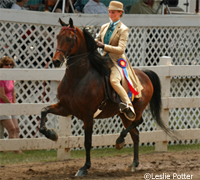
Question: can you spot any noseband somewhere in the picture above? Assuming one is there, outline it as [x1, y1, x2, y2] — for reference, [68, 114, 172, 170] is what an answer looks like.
[56, 26, 77, 67]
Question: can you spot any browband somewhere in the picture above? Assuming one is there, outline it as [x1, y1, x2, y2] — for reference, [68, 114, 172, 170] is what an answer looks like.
[62, 26, 76, 32]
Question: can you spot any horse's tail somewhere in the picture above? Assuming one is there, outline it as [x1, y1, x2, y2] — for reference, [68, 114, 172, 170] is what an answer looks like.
[143, 69, 172, 136]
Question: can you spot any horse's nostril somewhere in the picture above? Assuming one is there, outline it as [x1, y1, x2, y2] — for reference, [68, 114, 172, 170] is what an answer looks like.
[53, 60, 61, 67]
[55, 60, 60, 64]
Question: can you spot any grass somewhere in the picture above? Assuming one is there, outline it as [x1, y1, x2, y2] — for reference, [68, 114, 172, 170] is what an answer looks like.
[0, 143, 199, 166]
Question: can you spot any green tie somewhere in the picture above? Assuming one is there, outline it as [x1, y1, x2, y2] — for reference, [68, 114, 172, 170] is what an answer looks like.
[108, 22, 114, 31]
[104, 23, 115, 45]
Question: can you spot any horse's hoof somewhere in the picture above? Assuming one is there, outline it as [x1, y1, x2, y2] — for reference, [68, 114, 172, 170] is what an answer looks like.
[46, 129, 58, 141]
[50, 129, 58, 141]
[125, 161, 139, 172]
[75, 169, 87, 176]
[115, 136, 125, 150]
[115, 140, 125, 150]
[39, 127, 47, 134]
[124, 165, 136, 172]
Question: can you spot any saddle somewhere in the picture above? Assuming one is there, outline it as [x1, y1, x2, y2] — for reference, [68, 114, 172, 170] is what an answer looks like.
[98, 75, 121, 111]
[104, 76, 121, 104]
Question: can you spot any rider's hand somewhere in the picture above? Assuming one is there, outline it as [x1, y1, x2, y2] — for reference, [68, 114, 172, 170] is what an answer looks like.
[96, 41, 104, 49]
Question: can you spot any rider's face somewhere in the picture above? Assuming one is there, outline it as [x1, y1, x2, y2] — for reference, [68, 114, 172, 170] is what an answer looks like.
[109, 10, 122, 22]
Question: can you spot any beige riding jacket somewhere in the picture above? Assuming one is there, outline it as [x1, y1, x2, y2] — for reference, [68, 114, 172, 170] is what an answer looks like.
[96, 21, 143, 98]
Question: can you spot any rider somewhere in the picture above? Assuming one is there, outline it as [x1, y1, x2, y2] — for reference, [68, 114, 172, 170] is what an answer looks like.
[96, 1, 143, 121]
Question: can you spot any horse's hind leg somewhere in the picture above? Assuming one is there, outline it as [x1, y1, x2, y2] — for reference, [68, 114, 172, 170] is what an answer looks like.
[39, 103, 65, 141]
[116, 114, 142, 150]
[125, 127, 140, 172]
[119, 115, 143, 172]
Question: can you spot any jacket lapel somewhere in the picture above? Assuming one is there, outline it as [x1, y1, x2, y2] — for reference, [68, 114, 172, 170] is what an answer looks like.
[109, 21, 122, 44]
[102, 23, 111, 44]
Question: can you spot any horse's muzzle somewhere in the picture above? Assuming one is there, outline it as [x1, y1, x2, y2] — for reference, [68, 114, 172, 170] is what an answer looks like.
[53, 59, 61, 68]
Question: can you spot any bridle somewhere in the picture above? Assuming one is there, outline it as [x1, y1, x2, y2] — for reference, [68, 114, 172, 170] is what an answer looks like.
[56, 26, 78, 68]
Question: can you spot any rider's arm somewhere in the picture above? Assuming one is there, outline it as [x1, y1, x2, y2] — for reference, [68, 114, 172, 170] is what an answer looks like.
[95, 23, 109, 42]
[103, 27, 129, 55]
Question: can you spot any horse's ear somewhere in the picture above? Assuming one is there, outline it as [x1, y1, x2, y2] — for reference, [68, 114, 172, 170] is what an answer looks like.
[69, 18, 73, 28]
[59, 18, 67, 26]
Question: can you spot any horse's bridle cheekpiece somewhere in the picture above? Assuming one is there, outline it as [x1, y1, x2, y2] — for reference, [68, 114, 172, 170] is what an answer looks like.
[56, 26, 77, 68]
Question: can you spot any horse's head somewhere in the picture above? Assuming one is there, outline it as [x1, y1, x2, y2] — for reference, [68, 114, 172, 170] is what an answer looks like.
[53, 18, 77, 68]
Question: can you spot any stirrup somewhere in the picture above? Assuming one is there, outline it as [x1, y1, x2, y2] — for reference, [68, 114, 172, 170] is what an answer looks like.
[119, 102, 136, 121]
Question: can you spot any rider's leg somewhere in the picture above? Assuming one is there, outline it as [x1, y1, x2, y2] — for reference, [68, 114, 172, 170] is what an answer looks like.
[110, 66, 135, 121]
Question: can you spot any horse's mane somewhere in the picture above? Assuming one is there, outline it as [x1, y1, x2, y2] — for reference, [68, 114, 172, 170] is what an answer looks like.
[82, 28, 113, 76]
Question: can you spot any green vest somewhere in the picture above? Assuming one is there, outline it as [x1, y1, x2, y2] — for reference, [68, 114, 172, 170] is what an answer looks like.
[104, 24, 114, 45]
[104, 20, 120, 57]
[104, 20, 120, 44]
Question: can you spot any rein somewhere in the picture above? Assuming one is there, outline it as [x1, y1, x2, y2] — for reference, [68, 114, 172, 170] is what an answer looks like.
[64, 52, 91, 69]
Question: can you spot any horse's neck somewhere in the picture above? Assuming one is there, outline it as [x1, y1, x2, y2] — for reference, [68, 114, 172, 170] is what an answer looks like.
[66, 50, 90, 79]
[65, 30, 92, 79]
[78, 35, 88, 54]
[72, 31, 90, 70]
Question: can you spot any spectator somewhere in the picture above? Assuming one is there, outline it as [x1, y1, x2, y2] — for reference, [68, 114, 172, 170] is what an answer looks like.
[11, 0, 28, 10]
[83, 0, 108, 14]
[74, 0, 83, 12]
[0, 0, 16, 8]
[53, 0, 77, 13]
[129, 0, 161, 14]
[0, 56, 22, 153]
[25, 0, 45, 11]
[129, 0, 162, 65]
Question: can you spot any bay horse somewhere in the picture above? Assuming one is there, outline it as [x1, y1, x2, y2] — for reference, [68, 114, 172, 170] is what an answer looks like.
[39, 18, 171, 176]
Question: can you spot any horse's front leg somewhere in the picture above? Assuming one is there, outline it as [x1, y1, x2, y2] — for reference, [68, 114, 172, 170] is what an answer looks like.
[39, 103, 65, 141]
[75, 118, 93, 176]
[125, 127, 140, 172]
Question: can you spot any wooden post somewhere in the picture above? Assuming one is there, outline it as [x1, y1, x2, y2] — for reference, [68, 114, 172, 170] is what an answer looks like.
[155, 56, 171, 152]
[45, 0, 49, 12]
[0, 122, 4, 139]
[196, 0, 199, 13]
[57, 115, 71, 160]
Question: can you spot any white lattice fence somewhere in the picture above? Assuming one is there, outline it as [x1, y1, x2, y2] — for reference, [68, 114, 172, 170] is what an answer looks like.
[14, 80, 59, 139]
[0, 65, 200, 156]
[0, 23, 56, 68]
[0, 11, 200, 146]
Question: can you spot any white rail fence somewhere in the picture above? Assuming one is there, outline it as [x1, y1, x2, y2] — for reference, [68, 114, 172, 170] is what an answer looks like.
[0, 58, 200, 160]
[1, 11, 200, 143]
[1, 11, 200, 159]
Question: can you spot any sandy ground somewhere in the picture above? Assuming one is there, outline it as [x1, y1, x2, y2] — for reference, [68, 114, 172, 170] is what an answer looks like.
[0, 150, 199, 180]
